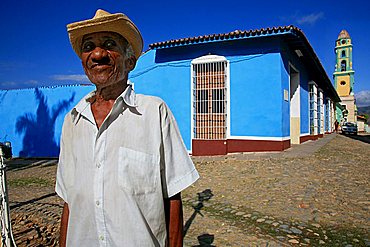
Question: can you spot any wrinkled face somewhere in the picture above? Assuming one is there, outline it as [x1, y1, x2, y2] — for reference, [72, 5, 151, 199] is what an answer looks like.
[80, 32, 134, 88]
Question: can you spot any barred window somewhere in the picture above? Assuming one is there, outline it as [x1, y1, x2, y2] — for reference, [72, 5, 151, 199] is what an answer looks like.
[192, 56, 228, 140]
[309, 83, 318, 135]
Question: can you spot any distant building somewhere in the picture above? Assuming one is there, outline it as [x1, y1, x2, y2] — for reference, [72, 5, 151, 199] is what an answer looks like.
[334, 30, 357, 123]
[356, 115, 366, 132]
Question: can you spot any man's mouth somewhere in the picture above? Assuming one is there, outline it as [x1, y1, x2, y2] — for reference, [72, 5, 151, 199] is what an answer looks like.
[91, 63, 112, 70]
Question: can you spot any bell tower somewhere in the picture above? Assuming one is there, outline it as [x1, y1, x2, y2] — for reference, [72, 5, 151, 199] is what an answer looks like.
[333, 30, 356, 122]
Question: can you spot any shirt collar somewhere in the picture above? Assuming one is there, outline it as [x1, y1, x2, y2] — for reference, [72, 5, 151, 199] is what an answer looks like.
[71, 84, 137, 125]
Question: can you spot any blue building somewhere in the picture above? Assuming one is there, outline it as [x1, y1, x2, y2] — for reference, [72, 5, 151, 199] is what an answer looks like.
[131, 25, 340, 155]
[0, 25, 340, 157]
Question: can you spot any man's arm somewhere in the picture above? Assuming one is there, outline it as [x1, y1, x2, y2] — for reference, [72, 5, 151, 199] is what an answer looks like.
[164, 193, 183, 247]
[59, 202, 69, 247]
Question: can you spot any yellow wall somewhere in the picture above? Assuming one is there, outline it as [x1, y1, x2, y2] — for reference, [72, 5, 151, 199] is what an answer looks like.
[336, 75, 351, 96]
[290, 117, 300, 144]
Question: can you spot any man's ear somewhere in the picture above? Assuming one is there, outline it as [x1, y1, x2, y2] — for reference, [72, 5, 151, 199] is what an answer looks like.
[126, 56, 137, 72]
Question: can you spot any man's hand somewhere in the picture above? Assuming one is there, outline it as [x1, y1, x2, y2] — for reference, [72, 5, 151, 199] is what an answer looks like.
[164, 193, 183, 247]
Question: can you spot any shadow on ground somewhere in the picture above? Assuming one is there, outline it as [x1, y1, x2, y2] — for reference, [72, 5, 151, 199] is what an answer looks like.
[342, 133, 370, 144]
[184, 189, 215, 247]
[5, 158, 57, 171]
[10, 192, 60, 210]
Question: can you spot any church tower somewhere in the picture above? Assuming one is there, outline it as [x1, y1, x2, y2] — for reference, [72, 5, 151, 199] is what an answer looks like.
[334, 30, 356, 122]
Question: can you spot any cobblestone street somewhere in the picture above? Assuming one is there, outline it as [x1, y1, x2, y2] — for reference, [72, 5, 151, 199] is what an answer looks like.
[5, 133, 370, 246]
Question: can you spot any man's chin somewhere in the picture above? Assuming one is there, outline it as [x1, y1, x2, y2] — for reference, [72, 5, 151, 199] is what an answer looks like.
[88, 75, 112, 85]
[90, 78, 124, 88]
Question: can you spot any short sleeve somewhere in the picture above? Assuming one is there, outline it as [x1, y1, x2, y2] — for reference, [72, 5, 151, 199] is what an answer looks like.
[160, 103, 199, 198]
[55, 114, 74, 203]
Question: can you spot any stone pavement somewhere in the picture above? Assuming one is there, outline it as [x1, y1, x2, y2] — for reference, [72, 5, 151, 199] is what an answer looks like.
[4, 133, 370, 246]
[183, 133, 370, 246]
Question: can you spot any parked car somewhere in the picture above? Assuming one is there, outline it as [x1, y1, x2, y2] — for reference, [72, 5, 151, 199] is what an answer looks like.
[341, 122, 358, 135]
[0, 141, 12, 159]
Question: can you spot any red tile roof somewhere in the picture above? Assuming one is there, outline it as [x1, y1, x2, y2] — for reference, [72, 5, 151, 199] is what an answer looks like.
[147, 25, 340, 102]
[149, 25, 302, 49]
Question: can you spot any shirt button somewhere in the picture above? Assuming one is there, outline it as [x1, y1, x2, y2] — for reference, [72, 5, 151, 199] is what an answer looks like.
[96, 200, 100, 206]
[97, 162, 101, 168]
[99, 235, 104, 241]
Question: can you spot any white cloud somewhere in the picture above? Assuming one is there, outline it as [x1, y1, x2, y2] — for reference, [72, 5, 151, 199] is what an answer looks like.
[0, 81, 17, 87]
[356, 90, 370, 107]
[296, 12, 324, 25]
[0, 80, 40, 90]
[27, 80, 39, 86]
[51, 74, 89, 82]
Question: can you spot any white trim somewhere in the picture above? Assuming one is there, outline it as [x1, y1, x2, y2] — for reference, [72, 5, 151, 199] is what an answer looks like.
[190, 62, 195, 150]
[191, 55, 227, 64]
[226, 60, 231, 138]
[318, 90, 324, 134]
[289, 63, 300, 144]
[190, 54, 228, 141]
[308, 80, 317, 87]
[300, 133, 310, 137]
[229, 135, 290, 141]
[309, 83, 318, 135]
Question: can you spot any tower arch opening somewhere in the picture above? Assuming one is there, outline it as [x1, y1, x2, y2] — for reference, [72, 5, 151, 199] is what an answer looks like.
[341, 60, 347, 71]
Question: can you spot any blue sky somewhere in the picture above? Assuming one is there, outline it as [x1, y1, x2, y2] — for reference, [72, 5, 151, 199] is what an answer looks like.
[1, 0, 369, 106]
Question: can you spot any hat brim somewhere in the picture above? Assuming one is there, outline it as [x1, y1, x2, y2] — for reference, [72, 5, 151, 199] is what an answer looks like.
[67, 13, 143, 59]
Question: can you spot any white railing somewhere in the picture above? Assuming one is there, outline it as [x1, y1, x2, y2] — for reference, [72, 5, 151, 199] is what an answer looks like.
[0, 147, 16, 247]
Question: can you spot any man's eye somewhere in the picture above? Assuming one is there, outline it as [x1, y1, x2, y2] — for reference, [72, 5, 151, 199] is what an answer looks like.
[82, 42, 95, 52]
[104, 40, 116, 49]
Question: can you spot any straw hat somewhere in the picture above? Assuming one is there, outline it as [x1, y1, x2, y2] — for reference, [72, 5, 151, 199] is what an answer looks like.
[67, 9, 143, 59]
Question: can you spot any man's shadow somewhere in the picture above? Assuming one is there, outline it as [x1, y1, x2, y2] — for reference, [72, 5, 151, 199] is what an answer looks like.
[183, 189, 215, 247]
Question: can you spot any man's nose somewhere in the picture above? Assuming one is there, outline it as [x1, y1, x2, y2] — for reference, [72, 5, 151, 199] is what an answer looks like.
[90, 46, 109, 61]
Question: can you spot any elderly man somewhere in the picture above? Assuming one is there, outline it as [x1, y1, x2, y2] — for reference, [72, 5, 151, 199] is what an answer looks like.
[56, 9, 199, 247]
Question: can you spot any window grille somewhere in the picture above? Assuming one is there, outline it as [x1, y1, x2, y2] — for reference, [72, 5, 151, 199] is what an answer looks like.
[325, 98, 330, 132]
[192, 59, 227, 140]
[309, 84, 318, 135]
[319, 91, 324, 134]
[317, 92, 321, 133]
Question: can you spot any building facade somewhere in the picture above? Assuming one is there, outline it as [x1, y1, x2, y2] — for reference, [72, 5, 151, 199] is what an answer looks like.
[0, 26, 340, 157]
[132, 26, 340, 155]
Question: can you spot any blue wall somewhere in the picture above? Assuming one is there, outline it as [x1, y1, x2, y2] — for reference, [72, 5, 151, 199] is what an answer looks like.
[0, 86, 93, 157]
[131, 37, 289, 149]
[280, 44, 311, 136]
[229, 53, 283, 137]
[131, 51, 193, 149]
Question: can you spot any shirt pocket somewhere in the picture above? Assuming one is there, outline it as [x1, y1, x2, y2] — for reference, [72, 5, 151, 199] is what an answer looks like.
[118, 147, 160, 195]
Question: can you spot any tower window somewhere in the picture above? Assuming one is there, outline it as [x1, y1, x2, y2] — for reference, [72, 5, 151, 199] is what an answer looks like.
[341, 40, 346, 45]
[341, 50, 346, 58]
[341, 60, 347, 71]
[340, 81, 346, 86]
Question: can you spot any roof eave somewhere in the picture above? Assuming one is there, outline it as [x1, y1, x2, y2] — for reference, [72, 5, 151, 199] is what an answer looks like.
[148, 25, 340, 102]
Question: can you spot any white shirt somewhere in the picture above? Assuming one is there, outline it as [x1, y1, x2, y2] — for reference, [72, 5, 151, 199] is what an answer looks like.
[55, 85, 199, 247]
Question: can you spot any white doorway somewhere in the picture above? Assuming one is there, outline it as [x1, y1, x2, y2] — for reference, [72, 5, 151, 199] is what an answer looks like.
[290, 65, 300, 144]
